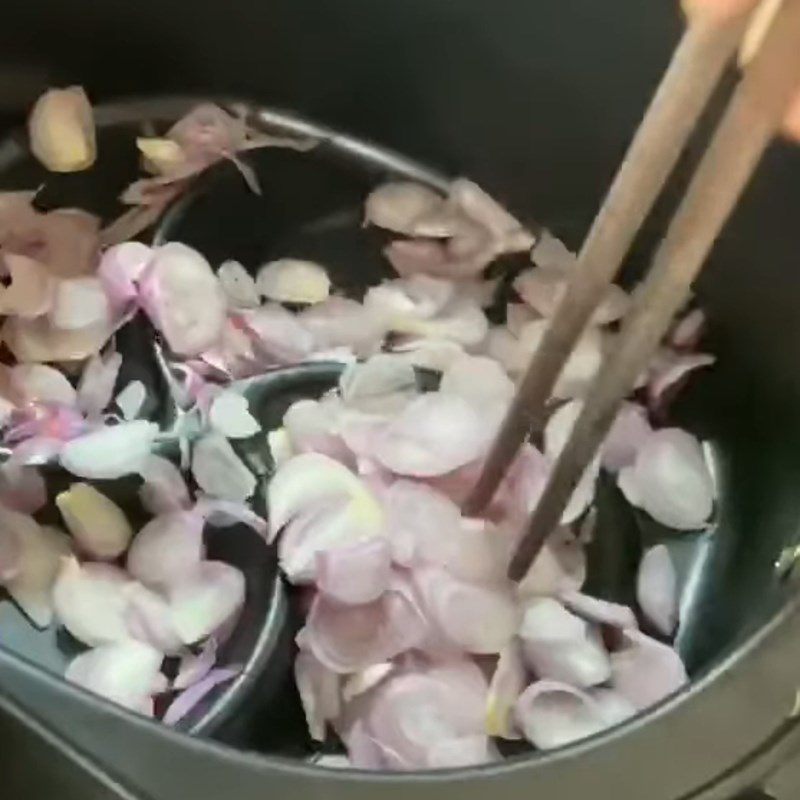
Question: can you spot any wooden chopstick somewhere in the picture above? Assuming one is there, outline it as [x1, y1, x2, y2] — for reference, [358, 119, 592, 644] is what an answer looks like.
[462, 11, 753, 516]
[508, 0, 800, 582]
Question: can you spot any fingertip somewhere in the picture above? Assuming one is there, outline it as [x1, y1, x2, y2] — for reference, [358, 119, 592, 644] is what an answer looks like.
[781, 90, 800, 142]
[682, 0, 759, 24]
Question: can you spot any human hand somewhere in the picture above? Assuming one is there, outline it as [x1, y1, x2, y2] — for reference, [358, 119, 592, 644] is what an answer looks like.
[683, 0, 800, 139]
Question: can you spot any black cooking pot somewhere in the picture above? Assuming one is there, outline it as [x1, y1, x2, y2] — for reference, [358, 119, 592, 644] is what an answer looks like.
[2, 0, 800, 798]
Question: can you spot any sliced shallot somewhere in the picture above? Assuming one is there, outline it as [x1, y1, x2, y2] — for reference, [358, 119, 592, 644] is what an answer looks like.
[56, 483, 133, 559]
[413, 567, 519, 655]
[618, 428, 715, 529]
[52, 558, 133, 646]
[66, 641, 164, 714]
[115, 380, 147, 420]
[498, 320, 603, 400]
[0, 521, 21, 582]
[486, 641, 527, 739]
[602, 402, 653, 472]
[610, 629, 687, 709]
[515, 530, 587, 598]
[518, 598, 611, 688]
[256, 259, 331, 305]
[295, 649, 341, 741]
[513, 268, 628, 324]
[439, 354, 514, 414]
[364, 182, 444, 234]
[316, 538, 393, 606]
[299, 296, 385, 357]
[77, 350, 122, 418]
[175, 637, 218, 690]
[2, 510, 70, 627]
[372, 392, 489, 477]
[162, 667, 241, 726]
[125, 582, 184, 655]
[303, 576, 426, 673]
[193, 496, 268, 539]
[191, 433, 256, 502]
[60, 420, 159, 479]
[342, 662, 396, 703]
[138, 455, 192, 515]
[127, 510, 205, 589]
[361, 659, 489, 770]
[217, 260, 260, 309]
[560, 591, 639, 631]
[268, 452, 383, 540]
[385, 481, 501, 582]
[544, 400, 600, 523]
[239, 303, 315, 364]
[636, 545, 679, 635]
[0, 254, 55, 318]
[515, 681, 608, 750]
[339, 354, 418, 414]
[49, 277, 111, 331]
[647, 350, 715, 405]
[139, 243, 227, 357]
[97, 241, 152, 311]
[28, 86, 96, 173]
[3, 315, 114, 363]
[11, 364, 77, 406]
[167, 561, 245, 645]
[531, 230, 576, 271]
[208, 390, 260, 439]
[0, 462, 47, 515]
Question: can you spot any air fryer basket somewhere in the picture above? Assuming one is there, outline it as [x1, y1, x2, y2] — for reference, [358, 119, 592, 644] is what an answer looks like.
[3, 0, 800, 798]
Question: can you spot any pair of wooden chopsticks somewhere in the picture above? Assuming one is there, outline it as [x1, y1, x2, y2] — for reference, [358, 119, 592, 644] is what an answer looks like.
[464, 0, 800, 581]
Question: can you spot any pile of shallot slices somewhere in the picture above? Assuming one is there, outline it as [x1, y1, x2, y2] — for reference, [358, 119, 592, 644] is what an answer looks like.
[0, 87, 717, 768]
